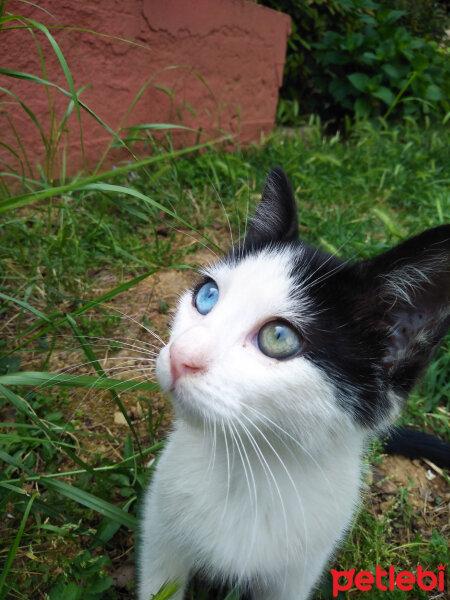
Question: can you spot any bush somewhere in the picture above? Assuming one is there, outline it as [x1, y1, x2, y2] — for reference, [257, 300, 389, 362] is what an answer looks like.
[313, 6, 450, 121]
[378, 0, 449, 44]
[261, 0, 450, 126]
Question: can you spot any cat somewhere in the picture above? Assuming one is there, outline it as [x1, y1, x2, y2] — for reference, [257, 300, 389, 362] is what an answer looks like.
[138, 167, 449, 600]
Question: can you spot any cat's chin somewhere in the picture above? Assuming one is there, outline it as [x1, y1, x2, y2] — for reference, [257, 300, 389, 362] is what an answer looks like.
[156, 348, 240, 422]
[168, 381, 240, 424]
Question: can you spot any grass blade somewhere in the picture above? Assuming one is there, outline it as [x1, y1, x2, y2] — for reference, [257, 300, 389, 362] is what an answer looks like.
[0, 492, 37, 600]
[39, 478, 138, 530]
[1, 268, 161, 358]
[0, 474, 137, 531]
[0, 372, 159, 392]
[0, 136, 226, 214]
[0, 291, 52, 323]
[0, 383, 94, 473]
[65, 314, 145, 458]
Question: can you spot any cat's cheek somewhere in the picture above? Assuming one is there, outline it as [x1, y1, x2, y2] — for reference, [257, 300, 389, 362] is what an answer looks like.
[155, 346, 173, 392]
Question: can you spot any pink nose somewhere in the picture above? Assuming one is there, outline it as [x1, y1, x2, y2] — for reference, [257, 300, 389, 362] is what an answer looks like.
[169, 327, 211, 385]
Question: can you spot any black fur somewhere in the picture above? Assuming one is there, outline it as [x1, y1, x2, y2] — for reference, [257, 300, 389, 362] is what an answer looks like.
[244, 166, 298, 248]
[383, 426, 450, 469]
[238, 167, 450, 431]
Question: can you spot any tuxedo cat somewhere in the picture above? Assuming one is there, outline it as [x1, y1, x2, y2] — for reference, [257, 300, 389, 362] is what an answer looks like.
[138, 167, 449, 600]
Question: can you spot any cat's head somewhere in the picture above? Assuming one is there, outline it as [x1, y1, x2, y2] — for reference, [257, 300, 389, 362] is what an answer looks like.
[156, 168, 449, 445]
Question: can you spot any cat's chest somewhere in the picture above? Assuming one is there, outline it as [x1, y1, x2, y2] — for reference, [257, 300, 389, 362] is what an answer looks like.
[153, 422, 364, 578]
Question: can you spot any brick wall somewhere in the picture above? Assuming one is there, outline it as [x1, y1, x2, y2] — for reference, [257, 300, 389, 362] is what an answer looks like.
[0, 0, 291, 180]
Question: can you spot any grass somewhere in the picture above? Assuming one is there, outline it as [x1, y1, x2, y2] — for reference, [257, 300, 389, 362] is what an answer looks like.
[1, 116, 449, 600]
[1, 5, 449, 599]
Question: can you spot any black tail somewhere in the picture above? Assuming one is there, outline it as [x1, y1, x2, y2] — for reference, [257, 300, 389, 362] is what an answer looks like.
[382, 426, 450, 469]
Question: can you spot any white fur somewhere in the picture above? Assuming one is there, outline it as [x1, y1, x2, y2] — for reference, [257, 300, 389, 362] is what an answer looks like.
[138, 249, 368, 600]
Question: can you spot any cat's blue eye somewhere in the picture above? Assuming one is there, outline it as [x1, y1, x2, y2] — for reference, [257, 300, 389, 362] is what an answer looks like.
[257, 321, 302, 359]
[195, 280, 219, 315]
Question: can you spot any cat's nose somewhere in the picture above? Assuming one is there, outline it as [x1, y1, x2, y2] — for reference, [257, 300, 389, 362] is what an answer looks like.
[169, 326, 211, 384]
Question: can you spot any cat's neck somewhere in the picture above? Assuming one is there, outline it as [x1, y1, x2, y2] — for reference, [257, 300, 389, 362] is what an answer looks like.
[172, 416, 366, 469]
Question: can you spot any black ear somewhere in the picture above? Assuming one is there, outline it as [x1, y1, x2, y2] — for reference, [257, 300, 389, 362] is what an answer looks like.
[364, 225, 450, 394]
[244, 167, 298, 248]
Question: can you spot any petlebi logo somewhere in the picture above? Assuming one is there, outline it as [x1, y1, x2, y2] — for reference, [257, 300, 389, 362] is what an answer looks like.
[330, 564, 446, 596]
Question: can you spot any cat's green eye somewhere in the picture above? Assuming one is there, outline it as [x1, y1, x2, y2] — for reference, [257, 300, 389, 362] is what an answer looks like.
[257, 321, 302, 359]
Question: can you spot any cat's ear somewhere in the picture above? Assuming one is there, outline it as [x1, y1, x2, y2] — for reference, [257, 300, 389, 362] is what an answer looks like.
[244, 167, 298, 247]
[364, 225, 450, 394]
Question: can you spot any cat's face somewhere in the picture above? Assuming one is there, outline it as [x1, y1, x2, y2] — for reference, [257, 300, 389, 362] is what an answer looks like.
[156, 246, 351, 446]
[156, 168, 449, 442]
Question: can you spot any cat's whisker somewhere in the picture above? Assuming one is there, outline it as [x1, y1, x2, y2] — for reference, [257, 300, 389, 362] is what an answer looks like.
[67, 341, 159, 361]
[233, 420, 266, 574]
[228, 420, 262, 577]
[204, 417, 213, 475]
[11, 357, 133, 431]
[238, 416, 293, 591]
[298, 252, 349, 295]
[58, 365, 158, 435]
[206, 417, 218, 476]
[243, 403, 341, 521]
[240, 413, 309, 564]
[86, 363, 157, 378]
[218, 417, 232, 524]
[228, 421, 256, 511]
[56, 356, 157, 380]
[204, 416, 217, 479]
[67, 333, 162, 353]
[238, 420, 275, 503]
[88, 339, 160, 357]
[241, 179, 251, 259]
[210, 179, 235, 254]
[104, 306, 166, 346]
[30, 332, 160, 356]
[172, 227, 220, 261]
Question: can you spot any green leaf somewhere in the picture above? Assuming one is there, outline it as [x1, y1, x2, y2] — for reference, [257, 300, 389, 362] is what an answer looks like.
[91, 517, 122, 548]
[152, 583, 181, 600]
[384, 9, 405, 25]
[323, 50, 350, 66]
[361, 51, 377, 65]
[372, 86, 396, 106]
[381, 63, 402, 80]
[354, 97, 371, 117]
[85, 576, 114, 594]
[425, 84, 445, 102]
[49, 582, 83, 600]
[329, 79, 351, 102]
[348, 73, 370, 93]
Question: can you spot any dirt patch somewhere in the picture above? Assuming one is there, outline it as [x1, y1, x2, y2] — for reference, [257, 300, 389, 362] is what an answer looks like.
[369, 454, 449, 543]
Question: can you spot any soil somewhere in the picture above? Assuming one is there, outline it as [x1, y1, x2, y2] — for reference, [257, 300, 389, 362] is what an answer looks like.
[369, 454, 449, 546]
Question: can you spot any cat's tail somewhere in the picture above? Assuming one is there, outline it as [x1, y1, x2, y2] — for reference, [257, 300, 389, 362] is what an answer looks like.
[382, 426, 449, 469]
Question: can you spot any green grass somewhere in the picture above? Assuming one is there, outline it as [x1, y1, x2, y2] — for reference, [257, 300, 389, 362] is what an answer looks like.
[1, 117, 449, 600]
[1, 6, 449, 599]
